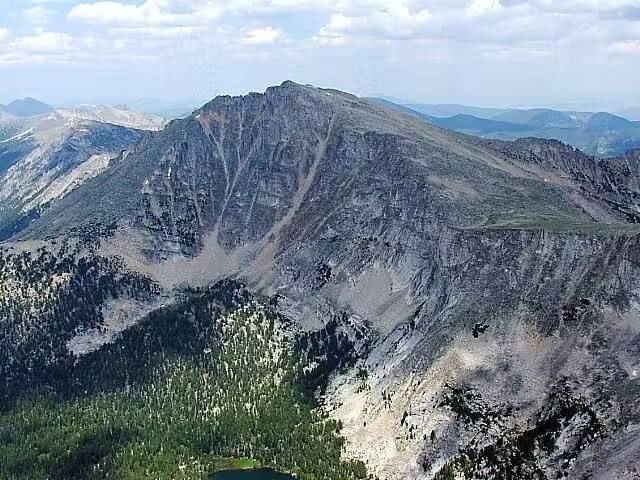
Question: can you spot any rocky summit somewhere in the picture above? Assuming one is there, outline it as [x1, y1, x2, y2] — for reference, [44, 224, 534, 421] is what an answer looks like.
[2, 82, 640, 480]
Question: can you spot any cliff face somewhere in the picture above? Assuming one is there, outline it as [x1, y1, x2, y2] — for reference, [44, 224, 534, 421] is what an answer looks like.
[9, 82, 640, 478]
[323, 228, 640, 479]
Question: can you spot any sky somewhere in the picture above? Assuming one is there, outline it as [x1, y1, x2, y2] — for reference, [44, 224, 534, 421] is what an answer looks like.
[0, 0, 639, 110]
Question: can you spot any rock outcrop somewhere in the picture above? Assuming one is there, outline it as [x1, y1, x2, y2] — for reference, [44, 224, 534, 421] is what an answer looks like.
[5, 82, 640, 479]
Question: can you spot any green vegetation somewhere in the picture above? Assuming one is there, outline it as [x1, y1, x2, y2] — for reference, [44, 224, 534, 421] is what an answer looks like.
[470, 211, 640, 235]
[0, 269, 368, 480]
[213, 458, 259, 471]
[0, 245, 159, 402]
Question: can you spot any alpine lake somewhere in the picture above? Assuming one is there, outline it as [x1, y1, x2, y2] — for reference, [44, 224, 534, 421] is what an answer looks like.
[211, 468, 296, 480]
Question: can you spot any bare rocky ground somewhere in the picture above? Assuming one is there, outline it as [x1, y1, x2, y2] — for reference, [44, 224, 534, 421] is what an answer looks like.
[66, 296, 168, 356]
[4, 82, 640, 479]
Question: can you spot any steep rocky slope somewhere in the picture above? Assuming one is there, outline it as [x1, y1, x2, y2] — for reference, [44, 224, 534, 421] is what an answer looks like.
[3, 82, 640, 479]
[0, 109, 161, 240]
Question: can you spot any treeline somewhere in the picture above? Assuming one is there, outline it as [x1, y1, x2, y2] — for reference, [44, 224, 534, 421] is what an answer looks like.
[0, 278, 369, 480]
[0, 245, 159, 403]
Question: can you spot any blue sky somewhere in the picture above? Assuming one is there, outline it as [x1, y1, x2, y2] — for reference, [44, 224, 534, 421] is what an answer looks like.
[0, 0, 639, 109]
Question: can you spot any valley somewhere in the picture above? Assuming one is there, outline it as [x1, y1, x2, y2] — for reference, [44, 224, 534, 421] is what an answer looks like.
[0, 279, 366, 480]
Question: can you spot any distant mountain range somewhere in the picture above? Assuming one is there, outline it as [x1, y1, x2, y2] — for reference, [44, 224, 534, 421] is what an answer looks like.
[0, 95, 203, 120]
[401, 102, 509, 119]
[0, 97, 54, 117]
[55, 104, 167, 130]
[375, 99, 640, 157]
[123, 98, 205, 119]
[0, 101, 166, 240]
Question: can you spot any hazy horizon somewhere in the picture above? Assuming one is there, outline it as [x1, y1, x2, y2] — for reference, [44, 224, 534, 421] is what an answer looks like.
[1, 1, 640, 112]
[2, 87, 639, 120]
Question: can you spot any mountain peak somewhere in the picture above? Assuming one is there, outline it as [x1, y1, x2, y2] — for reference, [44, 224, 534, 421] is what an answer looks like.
[587, 111, 633, 130]
[279, 79, 305, 89]
[196, 81, 358, 123]
[2, 97, 53, 117]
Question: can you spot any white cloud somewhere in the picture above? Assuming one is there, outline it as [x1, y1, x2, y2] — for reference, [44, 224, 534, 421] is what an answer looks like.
[311, 0, 640, 55]
[68, 0, 214, 26]
[469, 0, 501, 15]
[11, 32, 73, 52]
[23, 6, 52, 27]
[610, 40, 640, 55]
[0, 29, 9, 43]
[530, 0, 640, 16]
[64, 0, 640, 55]
[2, 0, 640, 87]
[327, 13, 352, 30]
[311, 35, 347, 46]
[0, 31, 76, 65]
[318, 4, 432, 41]
[240, 26, 284, 45]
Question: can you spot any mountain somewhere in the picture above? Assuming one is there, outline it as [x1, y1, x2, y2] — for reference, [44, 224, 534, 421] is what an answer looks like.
[366, 97, 437, 121]
[0, 106, 160, 240]
[400, 102, 510, 119]
[586, 111, 636, 130]
[429, 113, 533, 134]
[0, 97, 54, 117]
[2, 82, 640, 480]
[370, 100, 533, 135]
[56, 104, 167, 130]
[383, 102, 640, 157]
[0, 109, 17, 123]
[492, 108, 583, 128]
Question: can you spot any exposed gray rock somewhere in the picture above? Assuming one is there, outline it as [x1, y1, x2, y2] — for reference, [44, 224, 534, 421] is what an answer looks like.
[0, 115, 145, 239]
[8, 81, 640, 479]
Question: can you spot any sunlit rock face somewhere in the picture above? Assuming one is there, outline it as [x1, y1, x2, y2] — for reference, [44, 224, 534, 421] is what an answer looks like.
[5, 82, 640, 479]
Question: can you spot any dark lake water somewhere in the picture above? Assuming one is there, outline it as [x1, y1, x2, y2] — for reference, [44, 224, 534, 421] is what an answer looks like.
[212, 468, 295, 480]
